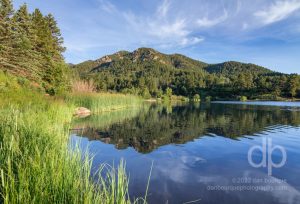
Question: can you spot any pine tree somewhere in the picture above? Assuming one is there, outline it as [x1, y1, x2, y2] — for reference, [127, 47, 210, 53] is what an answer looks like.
[44, 14, 65, 58]
[10, 4, 43, 78]
[31, 8, 48, 54]
[0, 0, 14, 69]
[12, 4, 34, 49]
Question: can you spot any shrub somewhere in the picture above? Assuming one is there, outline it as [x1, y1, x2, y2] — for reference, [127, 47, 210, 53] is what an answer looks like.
[141, 87, 151, 99]
[165, 87, 172, 98]
[239, 96, 247, 101]
[193, 94, 201, 102]
[205, 96, 212, 102]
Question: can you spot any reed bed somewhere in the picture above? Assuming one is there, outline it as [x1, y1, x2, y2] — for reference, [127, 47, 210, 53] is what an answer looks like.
[65, 92, 143, 113]
[0, 72, 147, 204]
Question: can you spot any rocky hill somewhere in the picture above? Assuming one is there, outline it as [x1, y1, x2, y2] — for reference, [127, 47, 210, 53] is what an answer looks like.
[71, 48, 298, 99]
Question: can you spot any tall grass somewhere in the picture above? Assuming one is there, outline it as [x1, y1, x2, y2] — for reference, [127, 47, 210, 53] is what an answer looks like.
[71, 79, 96, 93]
[0, 72, 147, 203]
[65, 92, 142, 113]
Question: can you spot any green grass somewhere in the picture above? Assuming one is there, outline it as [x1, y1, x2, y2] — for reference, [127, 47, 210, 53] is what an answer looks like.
[0, 71, 147, 204]
[65, 92, 142, 113]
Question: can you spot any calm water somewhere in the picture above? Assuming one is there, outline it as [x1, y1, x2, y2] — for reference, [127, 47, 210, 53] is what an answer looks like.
[71, 102, 300, 204]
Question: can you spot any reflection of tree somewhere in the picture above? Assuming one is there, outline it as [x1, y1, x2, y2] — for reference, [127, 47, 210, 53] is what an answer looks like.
[73, 104, 300, 153]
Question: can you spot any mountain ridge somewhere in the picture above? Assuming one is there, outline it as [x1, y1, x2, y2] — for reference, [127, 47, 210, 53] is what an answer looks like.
[71, 47, 298, 99]
[72, 47, 274, 76]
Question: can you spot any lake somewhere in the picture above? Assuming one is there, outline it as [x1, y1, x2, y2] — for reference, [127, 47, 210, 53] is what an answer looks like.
[70, 102, 300, 204]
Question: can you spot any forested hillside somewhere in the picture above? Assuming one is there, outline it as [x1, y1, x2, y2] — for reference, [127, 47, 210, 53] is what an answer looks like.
[72, 48, 300, 100]
[0, 0, 69, 95]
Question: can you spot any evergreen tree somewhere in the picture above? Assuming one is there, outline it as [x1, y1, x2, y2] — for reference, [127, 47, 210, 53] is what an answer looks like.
[0, 0, 14, 69]
[11, 4, 42, 78]
[44, 14, 65, 58]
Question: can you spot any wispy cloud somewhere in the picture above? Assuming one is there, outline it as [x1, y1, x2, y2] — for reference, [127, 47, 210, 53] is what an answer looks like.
[123, 0, 203, 48]
[197, 10, 228, 28]
[98, 0, 117, 14]
[180, 37, 204, 46]
[157, 0, 170, 18]
[255, 0, 300, 25]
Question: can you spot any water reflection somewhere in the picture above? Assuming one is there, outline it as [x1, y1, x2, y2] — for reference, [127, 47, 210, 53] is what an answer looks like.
[72, 103, 300, 153]
[71, 102, 300, 204]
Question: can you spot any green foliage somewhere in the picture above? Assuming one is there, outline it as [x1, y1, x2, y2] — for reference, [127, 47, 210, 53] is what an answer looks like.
[156, 88, 163, 98]
[205, 61, 272, 78]
[165, 87, 173, 98]
[141, 87, 151, 99]
[43, 61, 71, 95]
[0, 0, 69, 94]
[192, 94, 201, 101]
[205, 96, 212, 102]
[239, 96, 248, 101]
[288, 74, 300, 97]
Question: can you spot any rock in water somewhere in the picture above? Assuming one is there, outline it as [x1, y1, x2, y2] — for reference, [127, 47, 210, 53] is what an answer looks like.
[74, 107, 91, 117]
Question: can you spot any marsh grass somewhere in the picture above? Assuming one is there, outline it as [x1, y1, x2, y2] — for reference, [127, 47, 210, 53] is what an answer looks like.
[0, 72, 147, 204]
[65, 92, 142, 113]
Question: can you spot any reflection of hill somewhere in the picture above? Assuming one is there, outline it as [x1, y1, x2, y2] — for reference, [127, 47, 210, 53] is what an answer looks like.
[72, 104, 300, 153]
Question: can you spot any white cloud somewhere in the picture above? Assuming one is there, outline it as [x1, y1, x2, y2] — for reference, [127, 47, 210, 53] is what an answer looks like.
[197, 10, 228, 27]
[149, 19, 189, 39]
[180, 37, 204, 46]
[254, 0, 300, 25]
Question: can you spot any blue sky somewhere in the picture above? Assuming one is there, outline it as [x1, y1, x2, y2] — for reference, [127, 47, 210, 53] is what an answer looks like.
[14, 0, 300, 73]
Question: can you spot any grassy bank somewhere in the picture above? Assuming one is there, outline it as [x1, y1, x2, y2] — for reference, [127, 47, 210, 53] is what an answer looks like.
[65, 93, 142, 113]
[0, 72, 145, 203]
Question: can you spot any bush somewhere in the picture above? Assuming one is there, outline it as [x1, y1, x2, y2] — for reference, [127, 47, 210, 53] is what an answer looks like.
[162, 95, 170, 101]
[239, 96, 247, 101]
[141, 87, 151, 99]
[171, 95, 189, 101]
[165, 87, 173, 98]
[193, 94, 201, 102]
[205, 96, 212, 102]
[156, 89, 163, 98]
